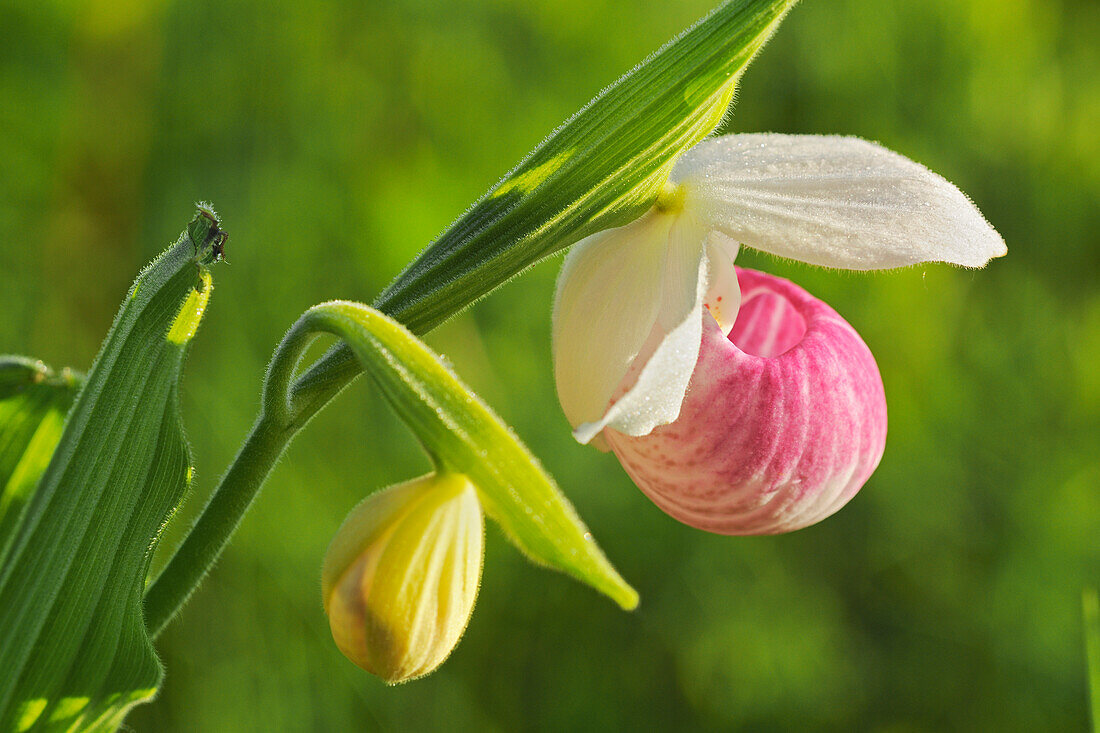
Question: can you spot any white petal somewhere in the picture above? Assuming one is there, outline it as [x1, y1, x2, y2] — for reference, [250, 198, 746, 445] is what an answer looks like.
[552, 210, 676, 434]
[672, 133, 1006, 270]
[571, 212, 719, 443]
[702, 231, 742, 334]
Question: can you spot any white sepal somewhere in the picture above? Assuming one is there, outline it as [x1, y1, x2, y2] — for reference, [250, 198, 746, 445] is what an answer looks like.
[673, 133, 1006, 270]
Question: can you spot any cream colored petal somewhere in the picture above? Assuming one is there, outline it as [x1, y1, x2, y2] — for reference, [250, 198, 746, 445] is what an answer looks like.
[673, 133, 1006, 270]
[572, 211, 718, 443]
[552, 210, 675, 433]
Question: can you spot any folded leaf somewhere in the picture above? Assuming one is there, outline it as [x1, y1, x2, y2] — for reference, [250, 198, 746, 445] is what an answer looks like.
[0, 210, 220, 731]
[301, 301, 638, 611]
[375, 0, 796, 333]
[0, 357, 83, 555]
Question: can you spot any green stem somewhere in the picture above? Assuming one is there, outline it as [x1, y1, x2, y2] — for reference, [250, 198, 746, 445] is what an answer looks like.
[145, 310, 334, 635]
[144, 415, 289, 637]
[143, 289, 446, 636]
[284, 287, 445, 421]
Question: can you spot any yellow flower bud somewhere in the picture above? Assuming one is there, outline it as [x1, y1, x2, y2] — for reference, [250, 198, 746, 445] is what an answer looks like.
[321, 473, 484, 683]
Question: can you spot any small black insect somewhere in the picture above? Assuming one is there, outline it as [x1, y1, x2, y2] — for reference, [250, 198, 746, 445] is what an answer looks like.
[195, 205, 229, 263]
[210, 228, 229, 263]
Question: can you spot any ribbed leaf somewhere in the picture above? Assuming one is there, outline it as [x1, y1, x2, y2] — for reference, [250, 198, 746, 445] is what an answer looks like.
[375, 0, 795, 333]
[301, 301, 638, 611]
[0, 358, 83, 553]
[0, 211, 220, 731]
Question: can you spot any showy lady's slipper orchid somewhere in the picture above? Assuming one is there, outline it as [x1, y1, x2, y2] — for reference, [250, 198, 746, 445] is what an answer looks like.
[553, 133, 1005, 534]
[322, 473, 484, 683]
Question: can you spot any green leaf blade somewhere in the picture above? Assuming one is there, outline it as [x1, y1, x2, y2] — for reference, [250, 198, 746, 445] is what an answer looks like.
[0, 357, 83, 553]
[309, 301, 638, 611]
[0, 214, 217, 731]
[376, 0, 795, 333]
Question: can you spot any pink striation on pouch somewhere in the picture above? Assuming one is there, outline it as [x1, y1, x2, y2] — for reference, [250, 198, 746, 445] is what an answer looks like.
[606, 267, 887, 535]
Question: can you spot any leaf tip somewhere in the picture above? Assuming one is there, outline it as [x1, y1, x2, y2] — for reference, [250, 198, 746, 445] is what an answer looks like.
[614, 583, 640, 612]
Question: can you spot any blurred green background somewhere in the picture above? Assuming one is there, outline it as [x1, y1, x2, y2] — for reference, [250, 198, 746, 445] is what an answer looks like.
[3, 0, 1099, 729]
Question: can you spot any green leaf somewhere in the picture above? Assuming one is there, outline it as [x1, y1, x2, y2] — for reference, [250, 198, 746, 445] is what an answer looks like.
[1086, 587, 1100, 733]
[376, 0, 795, 333]
[299, 301, 638, 611]
[0, 357, 83, 554]
[0, 210, 221, 731]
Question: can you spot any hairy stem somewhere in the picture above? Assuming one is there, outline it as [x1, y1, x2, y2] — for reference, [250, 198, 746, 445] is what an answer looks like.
[285, 287, 445, 424]
[144, 416, 289, 637]
[143, 289, 445, 637]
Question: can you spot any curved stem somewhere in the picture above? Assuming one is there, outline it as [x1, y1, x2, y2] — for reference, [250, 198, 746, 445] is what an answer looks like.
[145, 309, 358, 636]
[144, 415, 289, 637]
[261, 312, 334, 427]
[283, 287, 444, 424]
[144, 279, 471, 634]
